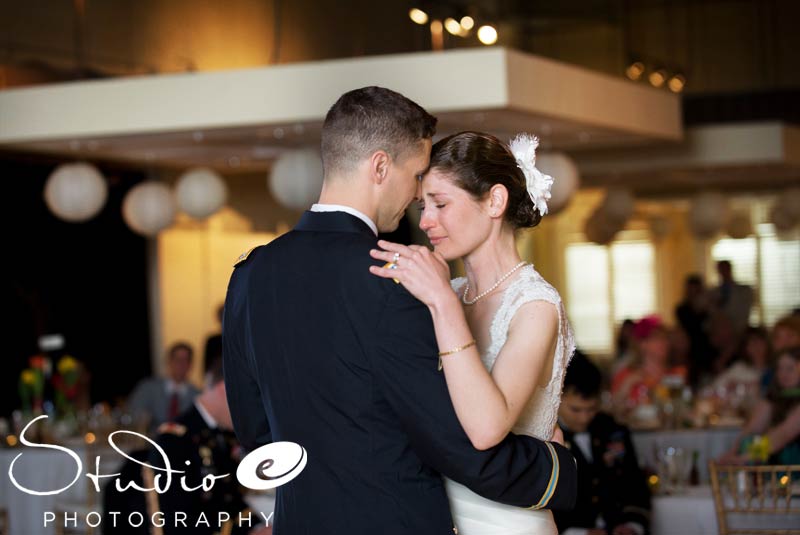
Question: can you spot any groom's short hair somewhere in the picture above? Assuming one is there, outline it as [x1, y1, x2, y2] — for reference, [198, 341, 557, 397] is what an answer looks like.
[321, 86, 437, 177]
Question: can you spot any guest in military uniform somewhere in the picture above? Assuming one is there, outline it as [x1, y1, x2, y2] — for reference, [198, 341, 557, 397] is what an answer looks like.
[554, 352, 651, 535]
[103, 357, 269, 535]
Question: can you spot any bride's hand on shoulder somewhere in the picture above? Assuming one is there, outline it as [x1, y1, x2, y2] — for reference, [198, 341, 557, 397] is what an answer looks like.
[369, 239, 454, 308]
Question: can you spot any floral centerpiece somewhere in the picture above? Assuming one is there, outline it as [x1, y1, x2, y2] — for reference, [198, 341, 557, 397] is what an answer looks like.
[52, 355, 80, 418]
[18, 355, 47, 414]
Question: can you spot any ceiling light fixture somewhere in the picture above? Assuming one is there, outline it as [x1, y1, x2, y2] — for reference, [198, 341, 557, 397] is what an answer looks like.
[409, 8, 429, 25]
[477, 25, 498, 45]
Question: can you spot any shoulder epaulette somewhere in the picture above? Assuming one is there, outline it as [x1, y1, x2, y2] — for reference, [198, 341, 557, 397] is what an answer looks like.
[234, 246, 260, 267]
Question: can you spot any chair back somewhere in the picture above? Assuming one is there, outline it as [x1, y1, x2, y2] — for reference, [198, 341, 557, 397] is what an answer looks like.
[710, 462, 800, 535]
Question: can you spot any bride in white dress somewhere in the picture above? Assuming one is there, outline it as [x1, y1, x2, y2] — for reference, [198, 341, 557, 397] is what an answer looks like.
[370, 131, 575, 534]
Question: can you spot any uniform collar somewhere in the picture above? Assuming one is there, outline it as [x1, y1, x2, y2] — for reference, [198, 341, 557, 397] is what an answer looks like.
[310, 204, 378, 236]
[296, 209, 377, 237]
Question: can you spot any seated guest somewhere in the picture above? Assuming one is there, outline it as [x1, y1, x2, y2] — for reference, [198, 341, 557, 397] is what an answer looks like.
[719, 347, 800, 465]
[712, 326, 773, 395]
[707, 313, 740, 375]
[772, 315, 800, 352]
[611, 316, 687, 410]
[103, 357, 270, 535]
[127, 341, 200, 434]
[611, 319, 637, 376]
[555, 353, 651, 535]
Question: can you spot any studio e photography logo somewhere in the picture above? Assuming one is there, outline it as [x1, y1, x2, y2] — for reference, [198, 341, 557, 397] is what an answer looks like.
[7, 415, 307, 530]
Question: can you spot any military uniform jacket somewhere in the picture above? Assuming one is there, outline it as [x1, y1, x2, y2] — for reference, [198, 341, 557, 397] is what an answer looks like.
[222, 210, 577, 535]
[148, 405, 257, 535]
[554, 413, 650, 534]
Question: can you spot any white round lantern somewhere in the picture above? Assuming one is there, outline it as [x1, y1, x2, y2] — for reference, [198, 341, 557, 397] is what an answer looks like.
[122, 182, 176, 236]
[584, 209, 620, 245]
[727, 212, 753, 239]
[769, 203, 797, 233]
[688, 192, 730, 240]
[648, 215, 672, 241]
[776, 187, 800, 221]
[268, 148, 324, 210]
[175, 167, 228, 219]
[43, 162, 108, 222]
[600, 188, 635, 225]
[536, 152, 580, 215]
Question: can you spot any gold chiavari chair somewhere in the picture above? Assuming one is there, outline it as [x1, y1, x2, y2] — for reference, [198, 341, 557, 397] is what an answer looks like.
[710, 461, 800, 535]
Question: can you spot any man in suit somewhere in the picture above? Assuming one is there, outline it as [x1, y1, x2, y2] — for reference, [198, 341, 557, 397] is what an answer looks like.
[128, 342, 200, 434]
[223, 86, 577, 535]
[554, 352, 650, 535]
[708, 260, 754, 338]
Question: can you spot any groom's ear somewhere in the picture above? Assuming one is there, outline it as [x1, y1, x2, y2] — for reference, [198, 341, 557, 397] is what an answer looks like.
[369, 150, 390, 184]
[488, 184, 509, 217]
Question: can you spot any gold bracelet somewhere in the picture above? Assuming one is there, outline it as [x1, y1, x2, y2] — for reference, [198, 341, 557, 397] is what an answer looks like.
[437, 339, 476, 371]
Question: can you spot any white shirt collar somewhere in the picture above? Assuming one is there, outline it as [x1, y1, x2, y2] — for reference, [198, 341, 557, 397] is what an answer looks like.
[194, 399, 218, 429]
[165, 380, 187, 395]
[310, 203, 378, 236]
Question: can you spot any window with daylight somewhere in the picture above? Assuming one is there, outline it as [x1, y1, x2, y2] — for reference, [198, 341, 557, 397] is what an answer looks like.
[566, 233, 657, 356]
[710, 222, 800, 327]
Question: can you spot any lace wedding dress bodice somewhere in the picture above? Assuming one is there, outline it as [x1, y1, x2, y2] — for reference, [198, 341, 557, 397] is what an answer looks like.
[451, 264, 575, 441]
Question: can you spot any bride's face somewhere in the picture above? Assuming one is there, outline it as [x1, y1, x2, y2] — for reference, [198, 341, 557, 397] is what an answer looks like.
[419, 168, 493, 261]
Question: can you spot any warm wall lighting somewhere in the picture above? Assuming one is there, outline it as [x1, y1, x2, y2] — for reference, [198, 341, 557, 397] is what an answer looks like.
[460, 16, 475, 30]
[625, 61, 645, 81]
[409, 8, 429, 25]
[444, 17, 462, 36]
[668, 73, 686, 93]
[477, 25, 498, 45]
[649, 69, 667, 88]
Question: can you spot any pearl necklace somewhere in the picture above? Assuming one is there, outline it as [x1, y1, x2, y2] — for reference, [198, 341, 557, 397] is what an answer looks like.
[461, 261, 528, 305]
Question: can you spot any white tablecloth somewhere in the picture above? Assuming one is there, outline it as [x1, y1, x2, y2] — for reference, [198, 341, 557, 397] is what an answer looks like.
[0, 445, 123, 535]
[632, 427, 739, 483]
[652, 484, 800, 535]
[651, 486, 718, 535]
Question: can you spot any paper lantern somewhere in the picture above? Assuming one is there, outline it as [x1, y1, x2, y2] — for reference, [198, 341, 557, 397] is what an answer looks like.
[648, 215, 672, 241]
[268, 148, 324, 210]
[769, 203, 798, 233]
[584, 209, 621, 245]
[776, 187, 800, 221]
[122, 182, 176, 236]
[43, 162, 108, 222]
[727, 212, 753, 239]
[175, 167, 228, 219]
[536, 152, 580, 215]
[600, 188, 635, 225]
[688, 192, 730, 240]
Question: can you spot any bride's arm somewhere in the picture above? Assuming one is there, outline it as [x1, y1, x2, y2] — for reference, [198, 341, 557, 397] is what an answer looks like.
[429, 295, 558, 450]
[370, 240, 559, 450]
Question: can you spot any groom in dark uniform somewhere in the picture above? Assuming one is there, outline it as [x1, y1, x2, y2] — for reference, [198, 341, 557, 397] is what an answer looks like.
[223, 86, 577, 535]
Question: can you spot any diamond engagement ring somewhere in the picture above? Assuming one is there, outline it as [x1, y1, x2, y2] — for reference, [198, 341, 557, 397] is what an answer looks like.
[392, 252, 400, 264]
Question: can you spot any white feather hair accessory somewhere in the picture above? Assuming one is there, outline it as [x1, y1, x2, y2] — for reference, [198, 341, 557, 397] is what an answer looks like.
[509, 133, 554, 216]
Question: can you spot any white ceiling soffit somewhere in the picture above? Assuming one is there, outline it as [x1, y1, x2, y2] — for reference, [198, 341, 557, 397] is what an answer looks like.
[574, 122, 800, 195]
[0, 48, 682, 170]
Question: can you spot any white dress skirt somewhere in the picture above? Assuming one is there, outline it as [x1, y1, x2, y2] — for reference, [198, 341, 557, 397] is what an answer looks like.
[447, 267, 575, 535]
[445, 478, 558, 535]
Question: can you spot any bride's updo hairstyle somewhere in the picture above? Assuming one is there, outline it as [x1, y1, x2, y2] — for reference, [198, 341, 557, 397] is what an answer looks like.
[428, 131, 542, 229]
